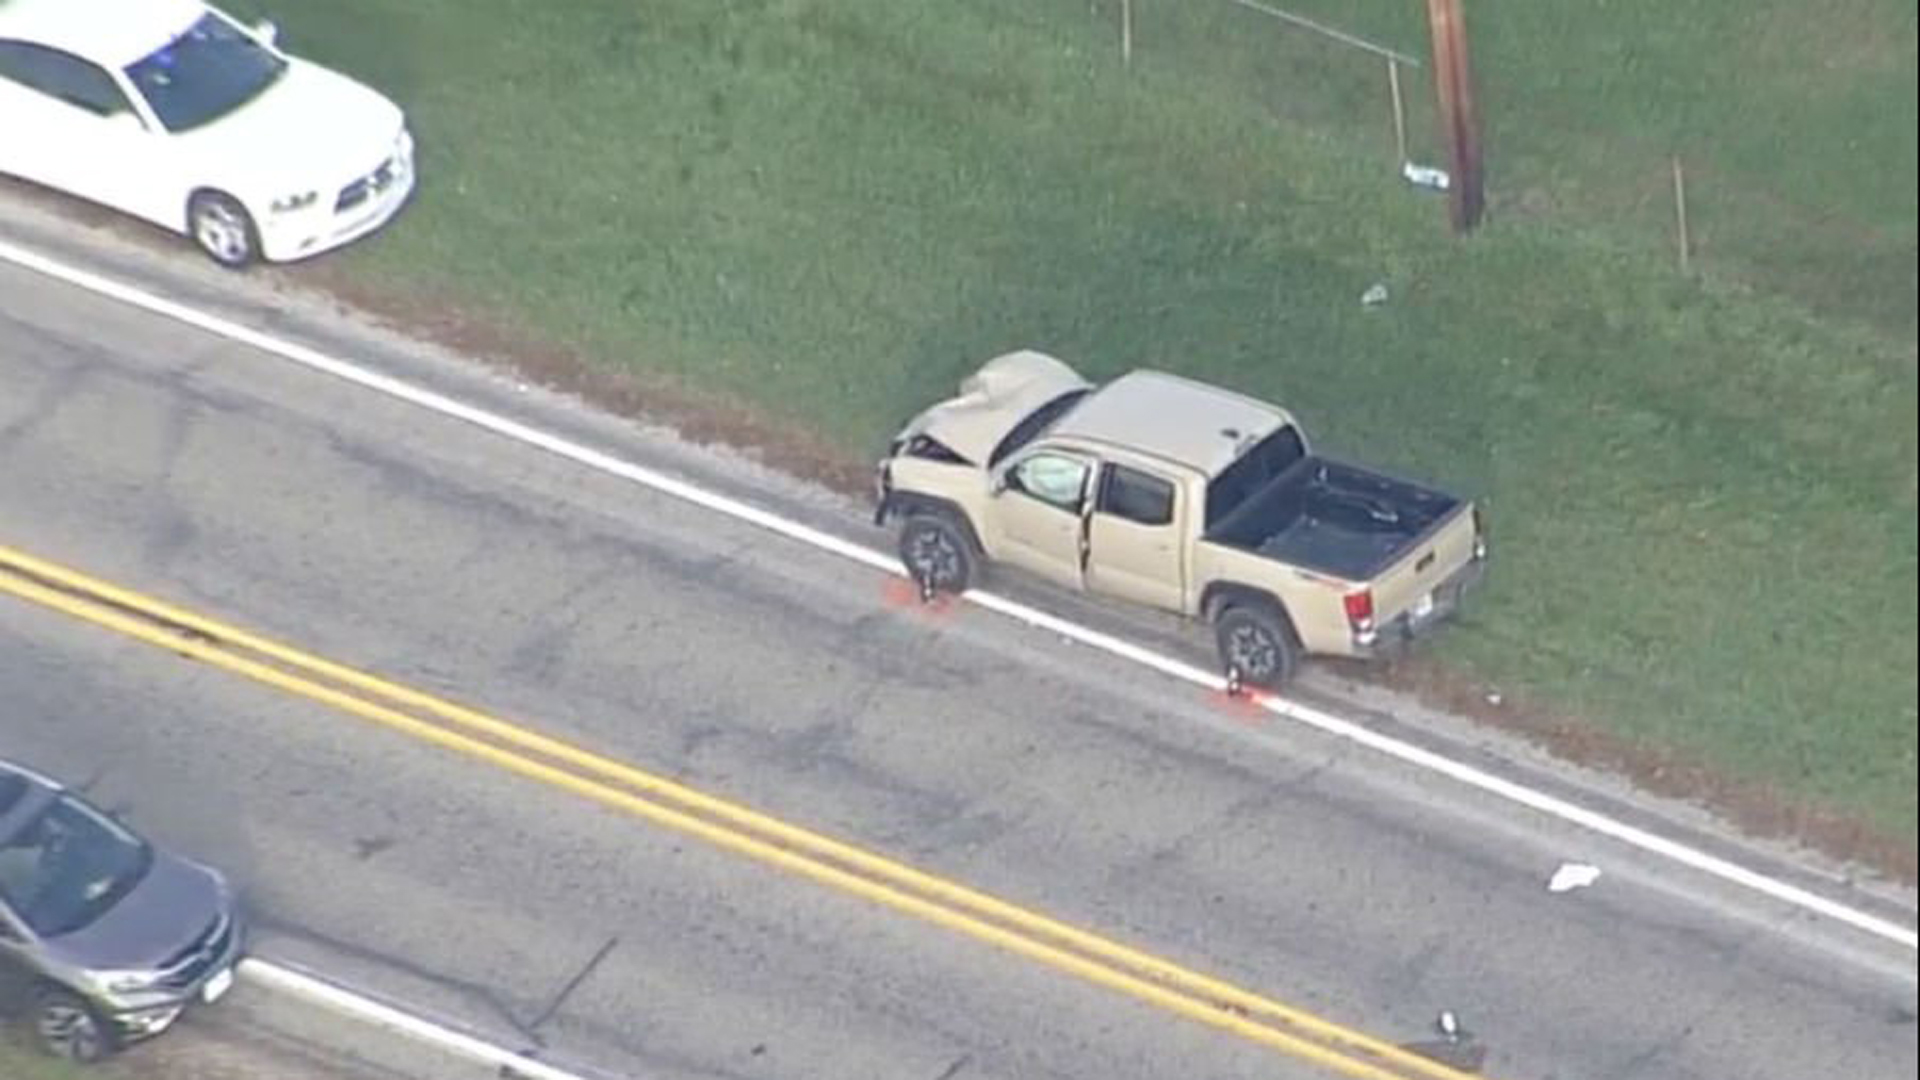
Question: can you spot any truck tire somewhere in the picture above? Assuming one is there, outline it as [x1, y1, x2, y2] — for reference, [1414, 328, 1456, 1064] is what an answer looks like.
[897, 513, 977, 595]
[1214, 604, 1300, 690]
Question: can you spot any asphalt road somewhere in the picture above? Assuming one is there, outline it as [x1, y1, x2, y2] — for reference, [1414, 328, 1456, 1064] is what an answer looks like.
[2, 203, 1915, 1080]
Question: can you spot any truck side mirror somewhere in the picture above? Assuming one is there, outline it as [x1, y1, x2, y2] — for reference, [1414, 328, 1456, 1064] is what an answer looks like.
[254, 19, 281, 46]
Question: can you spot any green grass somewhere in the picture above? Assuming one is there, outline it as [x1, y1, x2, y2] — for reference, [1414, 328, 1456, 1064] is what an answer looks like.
[242, 1, 1915, 841]
[1185, 0, 1919, 341]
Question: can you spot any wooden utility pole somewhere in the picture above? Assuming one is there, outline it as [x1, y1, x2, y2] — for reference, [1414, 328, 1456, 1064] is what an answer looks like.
[1426, 0, 1484, 232]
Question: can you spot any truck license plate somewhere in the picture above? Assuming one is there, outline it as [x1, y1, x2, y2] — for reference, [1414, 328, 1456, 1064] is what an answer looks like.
[201, 966, 234, 1004]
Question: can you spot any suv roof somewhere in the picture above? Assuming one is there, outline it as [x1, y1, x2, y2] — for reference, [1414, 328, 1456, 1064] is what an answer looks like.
[1050, 370, 1293, 476]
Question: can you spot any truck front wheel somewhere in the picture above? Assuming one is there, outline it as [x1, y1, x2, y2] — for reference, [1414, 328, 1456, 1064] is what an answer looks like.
[1214, 605, 1300, 690]
[897, 514, 976, 595]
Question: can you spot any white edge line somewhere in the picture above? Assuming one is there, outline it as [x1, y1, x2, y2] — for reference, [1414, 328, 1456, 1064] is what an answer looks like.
[239, 958, 599, 1080]
[4, 237, 1913, 953]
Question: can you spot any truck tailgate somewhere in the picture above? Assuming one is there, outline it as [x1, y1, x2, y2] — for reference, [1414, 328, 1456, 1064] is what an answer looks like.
[1367, 501, 1481, 621]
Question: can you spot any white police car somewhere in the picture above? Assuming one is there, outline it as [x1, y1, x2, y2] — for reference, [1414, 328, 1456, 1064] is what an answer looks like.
[0, 0, 414, 267]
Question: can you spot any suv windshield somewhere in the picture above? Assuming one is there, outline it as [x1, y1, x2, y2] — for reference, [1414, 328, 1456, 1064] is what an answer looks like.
[0, 793, 153, 938]
[125, 12, 286, 133]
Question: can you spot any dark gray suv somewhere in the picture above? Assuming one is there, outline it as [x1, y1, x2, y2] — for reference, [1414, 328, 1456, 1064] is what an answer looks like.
[0, 757, 245, 1062]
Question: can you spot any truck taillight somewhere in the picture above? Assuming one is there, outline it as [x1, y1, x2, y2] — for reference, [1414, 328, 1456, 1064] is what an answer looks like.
[1343, 589, 1375, 629]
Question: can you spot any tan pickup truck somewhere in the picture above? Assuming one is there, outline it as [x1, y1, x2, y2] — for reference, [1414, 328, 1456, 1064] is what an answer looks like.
[873, 350, 1488, 688]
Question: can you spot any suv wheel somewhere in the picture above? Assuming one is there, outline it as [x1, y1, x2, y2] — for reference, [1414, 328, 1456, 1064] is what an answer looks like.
[34, 986, 113, 1063]
[1214, 604, 1300, 690]
[897, 513, 976, 595]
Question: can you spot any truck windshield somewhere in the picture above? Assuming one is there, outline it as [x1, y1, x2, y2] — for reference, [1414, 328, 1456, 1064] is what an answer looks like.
[1205, 424, 1306, 530]
[988, 388, 1093, 469]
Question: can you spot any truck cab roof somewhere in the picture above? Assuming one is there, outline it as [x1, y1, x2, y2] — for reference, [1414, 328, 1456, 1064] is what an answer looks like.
[1049, 370, 1296, 477]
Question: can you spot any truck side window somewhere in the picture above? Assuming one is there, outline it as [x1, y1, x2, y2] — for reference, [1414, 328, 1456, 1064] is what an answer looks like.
[1008, 453, 1090, 511]
[1098, 465, 1174, 526]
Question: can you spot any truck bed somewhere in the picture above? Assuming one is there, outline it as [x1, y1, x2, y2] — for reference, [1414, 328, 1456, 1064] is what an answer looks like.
[1203, 456, 1463, 581]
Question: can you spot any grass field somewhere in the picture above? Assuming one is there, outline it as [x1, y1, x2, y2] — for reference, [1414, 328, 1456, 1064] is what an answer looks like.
[233, 1, 1915, 845]
[1181, 0, 1918, 341]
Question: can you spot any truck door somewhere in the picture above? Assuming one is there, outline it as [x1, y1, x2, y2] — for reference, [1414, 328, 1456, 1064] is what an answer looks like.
[993, 451, 1093, 590]
[1085, 463, 1186, 612]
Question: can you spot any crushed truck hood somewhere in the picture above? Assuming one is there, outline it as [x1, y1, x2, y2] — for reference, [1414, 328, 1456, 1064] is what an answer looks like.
[898, 350, 1091, 467]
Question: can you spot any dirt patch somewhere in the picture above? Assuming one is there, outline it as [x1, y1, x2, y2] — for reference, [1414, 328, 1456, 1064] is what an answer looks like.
[285, 269, 1917, 888]
[0, 1032, 89, 1080]
[292, 265, 876, 498]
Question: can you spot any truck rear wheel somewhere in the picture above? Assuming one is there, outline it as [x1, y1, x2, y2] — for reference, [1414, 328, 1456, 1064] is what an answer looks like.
[1214, 605, 1300, 690]
[897, 513, 976, 595]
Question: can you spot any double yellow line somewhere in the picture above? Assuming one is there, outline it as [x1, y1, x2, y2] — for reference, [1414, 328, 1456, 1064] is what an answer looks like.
[0, 542, 1488, 1080]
